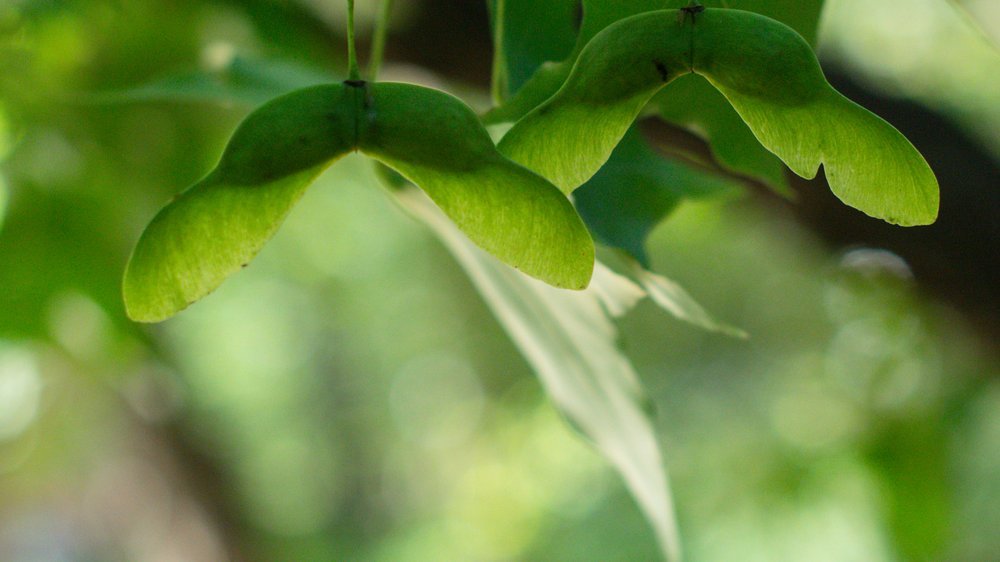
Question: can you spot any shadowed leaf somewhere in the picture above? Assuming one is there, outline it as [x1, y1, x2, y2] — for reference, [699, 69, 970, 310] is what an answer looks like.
[575, 126, 735, 265]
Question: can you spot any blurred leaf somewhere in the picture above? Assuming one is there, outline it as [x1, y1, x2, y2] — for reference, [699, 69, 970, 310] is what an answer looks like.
[93, 55, 334, 107]
[489, 0, 579, 101]
[499, 8, 939, 225]
[398, 186, 681, 562]
[125, 81, 594, 322]
[624, 257, 748, 338]
[0, 184, 131, 338]
[0, 180, 5, 230]
[575, 125, 736, 265]
[947, 0, 1000, 49]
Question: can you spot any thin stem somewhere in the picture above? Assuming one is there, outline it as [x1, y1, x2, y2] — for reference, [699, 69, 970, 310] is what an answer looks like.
[347, 0, 361, 80]
[490, 0, 507, 104]
[368, 0, 394, 81]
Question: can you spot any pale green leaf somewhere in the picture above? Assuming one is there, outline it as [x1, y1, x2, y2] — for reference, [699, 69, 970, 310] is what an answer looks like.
[626, 257, 748, 338]
[399, 187, 680, 561]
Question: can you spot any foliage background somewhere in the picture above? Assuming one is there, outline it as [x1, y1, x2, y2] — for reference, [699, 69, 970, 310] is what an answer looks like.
[0, 0, 997, 560]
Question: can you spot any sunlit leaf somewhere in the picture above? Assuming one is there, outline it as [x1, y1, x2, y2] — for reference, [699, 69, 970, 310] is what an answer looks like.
[497, 13, 690, 192]
[398, 187, 681, 562]
[499, 8, 939, 225]
[484, 61, 572, 124]
[125, 81, 594, 322]
[695, 10, 939, 225]
[361, 83, 594, 291]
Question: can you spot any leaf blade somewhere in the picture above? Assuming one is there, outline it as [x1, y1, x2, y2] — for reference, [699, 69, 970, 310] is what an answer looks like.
[575, 125, 736, 265]
[123, 84, 357, 322]
[694, 9, 940, 224]
[398, 187, 681, 561]
[499, 8, 938, 225]
[362, 82, 595, 289]
[498, 15, 691, 192]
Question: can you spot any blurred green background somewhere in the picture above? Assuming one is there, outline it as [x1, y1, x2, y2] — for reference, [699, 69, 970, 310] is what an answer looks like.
[0, 0, 997, 560]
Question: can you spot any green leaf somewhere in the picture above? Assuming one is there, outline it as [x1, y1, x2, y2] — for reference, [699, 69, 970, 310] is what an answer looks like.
[653, 2, 821, 196]
[485, 0, 662, 125]
[484, 61, 572, 124]
[700, 0, 824, 45]
[123, 84, 356, 322]
[488, 1, 823, 196]
[398, 187, 681, 561]
[694, 9, 939, 225]
[575, 125, 735, 265]
[497, 12, 691, 193]
[499, 8, 939, 225]
[125, 81, 594, 322]
[361, 83, 594, 291]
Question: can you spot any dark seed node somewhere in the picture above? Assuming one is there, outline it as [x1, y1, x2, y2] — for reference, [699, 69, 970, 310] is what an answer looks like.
[681, 4, 705, 14]
[654, 61, 669, 82]
[344, 79, 367, 88]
